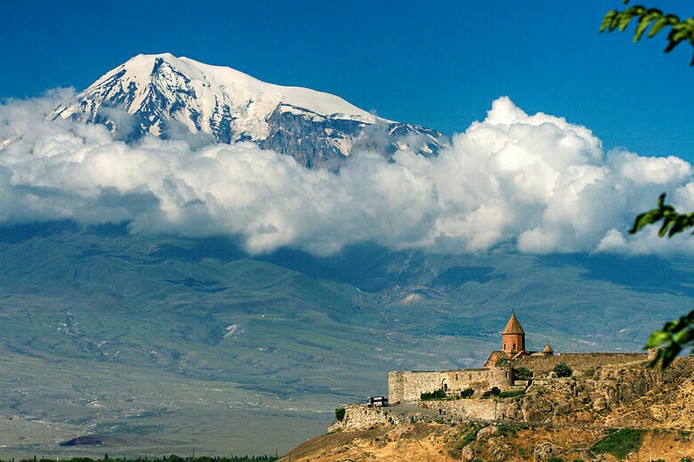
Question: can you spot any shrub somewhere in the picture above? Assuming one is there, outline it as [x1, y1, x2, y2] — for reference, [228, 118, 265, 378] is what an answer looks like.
[335, 407, 346, 421]
[491, 386, 501, 396]
[460, 423, 485, 447]
[553, 362, 573, 378]
[497, 424, 518, 437]
[591, 428, 644, 459]
[421, 388, 447, 400]
[460, 388, 474, 398]
[514, 366, 533, 380]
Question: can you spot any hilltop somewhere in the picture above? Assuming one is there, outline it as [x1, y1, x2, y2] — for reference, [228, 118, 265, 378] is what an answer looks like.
[281, 355, 694, 461]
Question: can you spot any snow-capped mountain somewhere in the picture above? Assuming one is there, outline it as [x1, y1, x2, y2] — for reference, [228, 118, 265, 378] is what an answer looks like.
[52, 53, 449, 167]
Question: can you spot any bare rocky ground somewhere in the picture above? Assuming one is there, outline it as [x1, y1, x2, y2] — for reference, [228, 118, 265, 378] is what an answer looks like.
[281, 423, 692, 462]
[280, 357, 694, 461]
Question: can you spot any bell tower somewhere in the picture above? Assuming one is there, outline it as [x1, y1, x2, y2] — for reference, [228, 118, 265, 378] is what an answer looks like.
[502, 311, 525, 353]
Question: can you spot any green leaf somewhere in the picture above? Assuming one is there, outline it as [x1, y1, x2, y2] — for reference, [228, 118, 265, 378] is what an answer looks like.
[634, 18, 651, 42]
[648, 16, 670, 38]
[619, 13, 636, 31]
[629, 210, 661, 234]
[656, 193, 667, 208]
[671, 27, 690, 43]
[609, 13, 622, 32]
[646, 330, 671, 347]
[601, 11, 618, 32]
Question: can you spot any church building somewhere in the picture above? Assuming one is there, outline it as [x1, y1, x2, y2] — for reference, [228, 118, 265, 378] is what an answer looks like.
[388, 311, 554, 404]
[484, 311, 534, 367]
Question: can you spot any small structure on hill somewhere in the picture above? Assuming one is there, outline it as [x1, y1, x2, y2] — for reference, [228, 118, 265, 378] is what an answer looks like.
[543, 343, 554, 356]
[367, 396, 388, 407]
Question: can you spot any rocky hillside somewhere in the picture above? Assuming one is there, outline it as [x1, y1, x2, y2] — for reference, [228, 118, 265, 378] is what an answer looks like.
[280, 356, 694, 461]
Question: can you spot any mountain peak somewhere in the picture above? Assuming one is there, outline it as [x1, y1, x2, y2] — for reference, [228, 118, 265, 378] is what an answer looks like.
[52, 53, 449, 167]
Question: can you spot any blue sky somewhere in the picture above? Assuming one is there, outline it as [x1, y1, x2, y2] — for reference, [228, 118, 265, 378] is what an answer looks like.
[0, 0, 691, 161]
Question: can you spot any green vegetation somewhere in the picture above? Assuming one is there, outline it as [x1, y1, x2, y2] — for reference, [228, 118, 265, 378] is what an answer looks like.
[460, 388, 474, 398]
[591, 428, 644, 459]
[496, 423, 529, 437]
[603, 0, 694, 367]
[335, 407, 346, 421]
[420, 388, 447, 400]
[480, 386, 502, 399]
[513, 367, 533, 380]
[547, 458, 565, 462]
[461, 423, 486, 447]
[600, 1, 694, 65]
[553, 362, 573, 378]
[450, 423, 483, 458]
[629, 194, 694, 368]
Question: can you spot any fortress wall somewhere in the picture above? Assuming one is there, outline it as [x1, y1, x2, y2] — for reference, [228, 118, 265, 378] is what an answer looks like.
[389, 367, 513, 403]
[440, 368, 511, 396]
[516, 353, 648, 376]
[329, 404, 393, 432]
[388, 371, 441, 403]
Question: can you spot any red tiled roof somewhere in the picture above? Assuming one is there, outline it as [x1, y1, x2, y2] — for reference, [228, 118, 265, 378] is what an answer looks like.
[502, 312, 525, 335]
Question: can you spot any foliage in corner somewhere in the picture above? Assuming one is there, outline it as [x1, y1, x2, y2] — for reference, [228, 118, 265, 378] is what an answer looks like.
[600, 0, 694, 65]
[629, 193, 694, 368]
[630, 193, 694, 237]
[335, 407, 346, 422]
[644, 310, 694, 368]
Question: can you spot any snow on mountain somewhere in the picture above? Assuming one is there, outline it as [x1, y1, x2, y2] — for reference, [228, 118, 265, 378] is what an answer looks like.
[52, 53, 449, 167]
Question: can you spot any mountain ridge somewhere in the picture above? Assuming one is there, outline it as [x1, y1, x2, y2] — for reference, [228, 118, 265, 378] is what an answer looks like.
[51, 53, 450, 167]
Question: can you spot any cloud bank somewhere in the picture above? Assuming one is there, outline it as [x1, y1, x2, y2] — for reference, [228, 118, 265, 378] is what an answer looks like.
[1, 93, 692, 256]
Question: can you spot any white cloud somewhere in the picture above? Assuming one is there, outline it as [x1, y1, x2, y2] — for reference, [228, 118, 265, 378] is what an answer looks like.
[1, 94, 692, 256]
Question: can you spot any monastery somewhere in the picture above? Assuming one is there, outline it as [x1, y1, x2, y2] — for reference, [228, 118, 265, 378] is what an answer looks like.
[388, 312, 554, 404]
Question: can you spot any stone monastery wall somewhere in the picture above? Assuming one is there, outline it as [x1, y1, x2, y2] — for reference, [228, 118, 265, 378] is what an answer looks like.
[388, 367, 512, 404]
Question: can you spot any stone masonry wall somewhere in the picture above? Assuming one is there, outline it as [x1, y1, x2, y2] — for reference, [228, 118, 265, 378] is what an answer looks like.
[515, 353, 648, 376]
[388, 371, 440, 404]
[328, 404, 394, 432]
[440, 367, 512, 395]
[388, 367, 513, 404]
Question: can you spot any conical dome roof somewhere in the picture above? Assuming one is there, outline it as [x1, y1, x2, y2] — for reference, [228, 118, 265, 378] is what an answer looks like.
[502, 312, 525, 335]
[543, 343, 553, 353]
